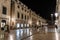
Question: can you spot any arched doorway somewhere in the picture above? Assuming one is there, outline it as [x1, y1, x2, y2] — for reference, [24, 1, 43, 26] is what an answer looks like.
[1, 20, 6, 28]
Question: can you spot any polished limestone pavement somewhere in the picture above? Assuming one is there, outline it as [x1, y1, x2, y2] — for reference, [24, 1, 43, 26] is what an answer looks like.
[0, 27, 60, 40]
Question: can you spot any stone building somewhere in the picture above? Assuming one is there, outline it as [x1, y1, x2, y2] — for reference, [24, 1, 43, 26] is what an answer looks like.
[0, 0, 11, 29]
[0, 0, 47, 30]
[55, 0, 60, 27]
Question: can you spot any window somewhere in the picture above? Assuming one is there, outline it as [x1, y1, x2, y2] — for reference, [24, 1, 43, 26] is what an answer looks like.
[24, 24, 26, 27]
[25, 15, 26, 20]
[17, 5, 20, 8]
[17, 23, 20, 28]
[25, 10, 26, 12]
[11, 0, 15, 12]
[2, 6, 7, 15]
[27, 16, 29, 20]
[22, 7, 23, 10]
[21, 14, 23, 19]
[21, 24, 23, 27]
[27, 11, 29, 13]
[17, 12, 20, 18]
[19, 2, 21, 4]
[27, 24, 29, 27]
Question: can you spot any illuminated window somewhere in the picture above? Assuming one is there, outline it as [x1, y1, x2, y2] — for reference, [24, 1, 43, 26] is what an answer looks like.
[21, 24, 23, 27]
[17, 23, 20, 28]
[27, 24, 29, 27]
[24, 24, 26, 27]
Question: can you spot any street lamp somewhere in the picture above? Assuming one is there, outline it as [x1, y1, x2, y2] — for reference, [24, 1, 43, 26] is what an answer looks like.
[51, 14, 53, 24]
[51, 14, 53, 17]
[55, 13, 58, 25]
[55, 13, 58, 18]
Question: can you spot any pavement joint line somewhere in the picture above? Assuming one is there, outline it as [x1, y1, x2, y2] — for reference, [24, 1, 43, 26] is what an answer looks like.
[21, 32, 40, 40]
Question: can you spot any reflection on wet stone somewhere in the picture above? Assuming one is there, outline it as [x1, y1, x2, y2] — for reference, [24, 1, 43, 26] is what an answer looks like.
[0, 27, 60, 40]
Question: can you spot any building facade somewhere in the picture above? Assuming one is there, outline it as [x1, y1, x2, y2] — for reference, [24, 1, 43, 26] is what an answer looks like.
[56, 0, 60, 27]
[0, 0, 11, 30]
[0, 0, 47, 30]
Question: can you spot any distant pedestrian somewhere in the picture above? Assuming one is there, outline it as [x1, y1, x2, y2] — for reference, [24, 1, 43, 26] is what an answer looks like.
[55, 25, 58, 29]
[4, 24, 10, 33]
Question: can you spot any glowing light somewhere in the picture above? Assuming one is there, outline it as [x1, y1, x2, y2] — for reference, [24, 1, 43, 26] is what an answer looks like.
[17, 23, 20, 28]
[28, 20, 32, 25]
[55, 13, 58, 17]
[55, 20, 58, 25]
[37, 21, 39, 25]
[21, 24, 23, 27]
[12, 18, 16, 25]
[27, 24, 29, 27]
[51, 14, 53, 16]
[24, 24, 26, 27]
[12, 18, 15, 22]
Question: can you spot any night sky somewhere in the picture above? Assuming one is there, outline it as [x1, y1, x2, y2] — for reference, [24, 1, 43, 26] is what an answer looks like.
[20, 0, 56, 20]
